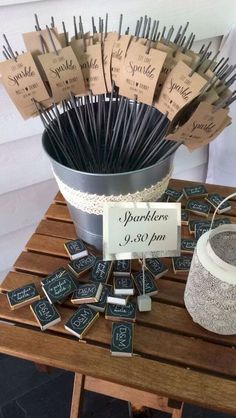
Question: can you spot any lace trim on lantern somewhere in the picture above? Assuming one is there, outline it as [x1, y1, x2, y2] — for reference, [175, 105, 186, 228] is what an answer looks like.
[52, 168, 172, 215]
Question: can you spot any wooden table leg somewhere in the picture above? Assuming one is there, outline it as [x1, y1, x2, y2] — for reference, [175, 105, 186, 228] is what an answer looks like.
[70, 373, 85, 418]
[171, 403, 183, 418]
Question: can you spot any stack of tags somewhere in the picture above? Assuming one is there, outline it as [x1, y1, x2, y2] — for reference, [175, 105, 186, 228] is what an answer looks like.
[0, 14, 235, 161]
[106, 259, 133, 306]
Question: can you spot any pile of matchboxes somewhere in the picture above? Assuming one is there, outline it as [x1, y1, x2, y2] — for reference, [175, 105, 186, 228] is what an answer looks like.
[5, 183, 232, 357]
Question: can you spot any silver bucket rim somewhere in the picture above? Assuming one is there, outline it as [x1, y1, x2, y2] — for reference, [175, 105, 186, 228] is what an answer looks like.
[42, 130, 174, 178]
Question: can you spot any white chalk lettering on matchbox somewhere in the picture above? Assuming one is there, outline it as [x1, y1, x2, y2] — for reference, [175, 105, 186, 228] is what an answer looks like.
[35, 301, 55, 321]
[11, 285, 36, 302]
[103, 202, 181, 260]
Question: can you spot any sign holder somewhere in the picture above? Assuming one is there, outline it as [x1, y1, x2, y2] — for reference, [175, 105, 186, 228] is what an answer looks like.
[138, 253, 152, 312]
[103, 201, 181, 312]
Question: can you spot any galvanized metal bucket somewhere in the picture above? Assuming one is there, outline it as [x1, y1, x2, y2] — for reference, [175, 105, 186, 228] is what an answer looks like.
[42, 114, 174, 250]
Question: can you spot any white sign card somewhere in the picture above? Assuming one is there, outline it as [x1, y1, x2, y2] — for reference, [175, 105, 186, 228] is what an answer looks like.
[103, 202, 181, 260]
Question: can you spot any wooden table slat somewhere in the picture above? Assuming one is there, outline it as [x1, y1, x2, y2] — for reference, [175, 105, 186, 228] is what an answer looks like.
[45, 204, 72, 223]
[26, 234, 69, 259]
[0, 271, 185, 307]
[25, 233, 188, 283]
[10, 255, 236, 346]
[2, 178, 236, 416]
[0, 294, 236, 379]
[46, 202, 236, 231]
[14, 251, 68, 276]
[36, 219, 77, 240]
[1, 323, 236, 415]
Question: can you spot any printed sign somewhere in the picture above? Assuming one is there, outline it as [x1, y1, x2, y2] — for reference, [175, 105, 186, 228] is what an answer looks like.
[103, 202, 181, 260]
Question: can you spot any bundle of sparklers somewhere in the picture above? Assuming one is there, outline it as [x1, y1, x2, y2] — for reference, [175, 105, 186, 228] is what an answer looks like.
[1, 14, 235, 173]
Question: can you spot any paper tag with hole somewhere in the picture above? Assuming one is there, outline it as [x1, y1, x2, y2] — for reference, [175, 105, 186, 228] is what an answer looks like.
[38, 46, 86, 102]
[119, 42, 167, 105]
[155, 60, 207, 120]
[0, 52, 50, 119]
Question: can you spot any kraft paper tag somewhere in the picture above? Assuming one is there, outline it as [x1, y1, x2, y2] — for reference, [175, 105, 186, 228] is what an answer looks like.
[155, 41, 174, 54]
[71, 31, 91, 42]
[154, 47, 193, 99]
[218, 88, 232, 102]
[58, 32, 69, 48]
[23, 28, 62, 55]
[111, 34, 132, 87]
[153, 53, 173, 99]
[166, 101, 229, 149]
[155, 60, 207, 120]
[38, 46, 86, 102]
[119, 42, 167, 105]
[103, 32, 117, 91]
[202, 88, 219, 104]
[70, 38, 85, 59]
[0, 52, 50, 119]
[172, 50, 193, 67]
[23, 28, 62, 82]
[76, 43, 107, 95]
[136, 37, 148, 46]
[93, 33, 103, 44]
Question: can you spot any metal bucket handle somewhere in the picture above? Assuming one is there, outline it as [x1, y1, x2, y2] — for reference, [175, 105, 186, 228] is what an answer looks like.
[209, 192, 236, 233]
[206, 192, 236, 272]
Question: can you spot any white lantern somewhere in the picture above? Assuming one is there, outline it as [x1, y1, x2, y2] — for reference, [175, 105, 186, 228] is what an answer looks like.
[184, 193, 236, 335]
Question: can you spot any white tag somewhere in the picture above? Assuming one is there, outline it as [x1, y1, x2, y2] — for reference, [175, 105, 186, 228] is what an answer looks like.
[103, 202, 181, 260]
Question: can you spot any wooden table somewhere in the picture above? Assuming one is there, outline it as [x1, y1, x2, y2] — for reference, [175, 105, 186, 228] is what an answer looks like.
[1, 178, 236, 418]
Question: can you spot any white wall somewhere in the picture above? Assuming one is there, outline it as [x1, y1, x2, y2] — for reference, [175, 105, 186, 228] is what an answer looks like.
[0, 0, 236, 281]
